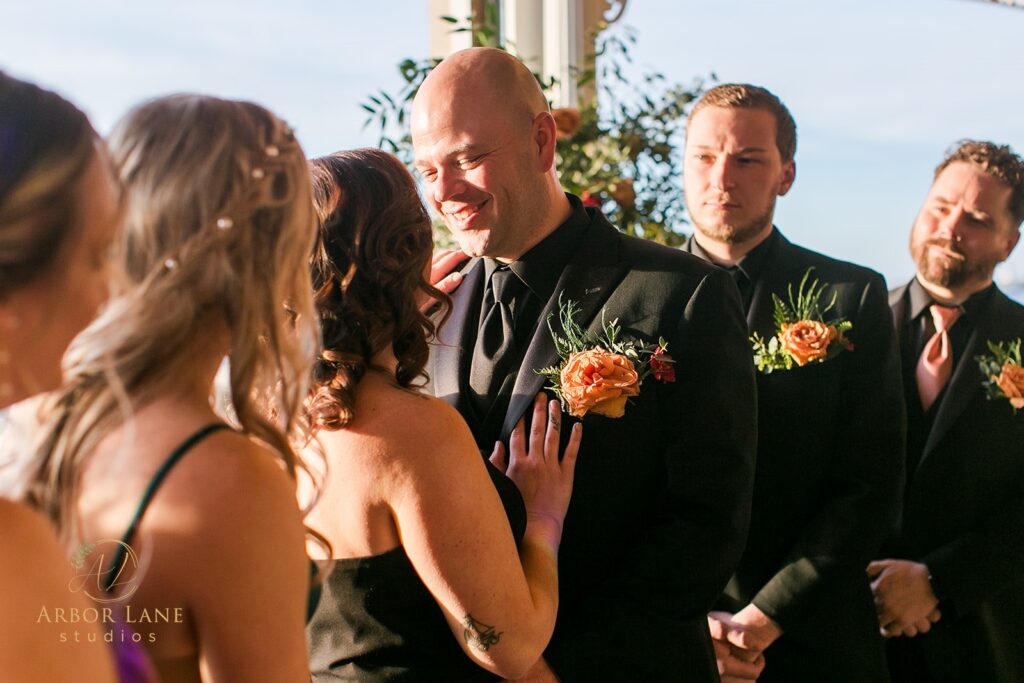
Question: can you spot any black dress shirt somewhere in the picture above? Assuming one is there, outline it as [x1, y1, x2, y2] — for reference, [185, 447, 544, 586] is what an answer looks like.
[465, 194, 589, 447]
[689, 228, 780, 312]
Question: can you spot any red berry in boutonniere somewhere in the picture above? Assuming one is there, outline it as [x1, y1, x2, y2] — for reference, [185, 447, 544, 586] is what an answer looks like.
[650, 346, 676, 382]
[538, 296, 676, 419]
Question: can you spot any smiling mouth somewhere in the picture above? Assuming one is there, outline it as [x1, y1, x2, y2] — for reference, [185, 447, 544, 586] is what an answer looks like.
[928, 243, 964, 260]
[443, 199, 488, 226]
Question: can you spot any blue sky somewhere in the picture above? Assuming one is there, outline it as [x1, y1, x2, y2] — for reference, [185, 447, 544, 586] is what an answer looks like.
[3, 0, 1023, 294]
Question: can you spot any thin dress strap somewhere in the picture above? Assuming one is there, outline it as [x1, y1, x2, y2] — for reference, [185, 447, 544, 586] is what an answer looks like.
[103, 422, 231, 592]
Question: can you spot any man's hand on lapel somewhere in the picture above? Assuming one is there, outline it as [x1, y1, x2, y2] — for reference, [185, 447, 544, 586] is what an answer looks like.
[503, 656, 559, 682]
[867, 559, 942, 638]
[419, 248, 469, 313]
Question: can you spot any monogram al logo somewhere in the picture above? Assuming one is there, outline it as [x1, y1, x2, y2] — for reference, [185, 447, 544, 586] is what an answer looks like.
[68, 539, 142, 603]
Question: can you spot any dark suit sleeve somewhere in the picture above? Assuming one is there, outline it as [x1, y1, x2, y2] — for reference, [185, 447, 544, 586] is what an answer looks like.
[545, 267, 758, 679]
[922, 482, 1024, 618]
[667, 267, 759, 615]
[752, 273, 906, 630]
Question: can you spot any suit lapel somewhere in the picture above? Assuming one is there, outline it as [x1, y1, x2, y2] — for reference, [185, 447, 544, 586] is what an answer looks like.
[499, 217, 629, 441]
[429, 259, 484, 407]
[681, 230, 790, 333]
[745, 233, 794, 336]
[889, 284, 910, 331]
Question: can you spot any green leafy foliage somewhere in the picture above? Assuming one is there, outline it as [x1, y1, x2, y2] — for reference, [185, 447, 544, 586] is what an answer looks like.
[536, 294, 672, 408]
[750, 268, 854, 374]
[553, 25, 710, 246]
[976, 338, 1023, 410]
[70, 542, 96, 570]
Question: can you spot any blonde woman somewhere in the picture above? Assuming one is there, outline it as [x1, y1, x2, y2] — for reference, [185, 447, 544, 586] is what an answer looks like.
[304, 149, 581, 681]
[0, 72, 117, 683]
[23, 95, 319, 682]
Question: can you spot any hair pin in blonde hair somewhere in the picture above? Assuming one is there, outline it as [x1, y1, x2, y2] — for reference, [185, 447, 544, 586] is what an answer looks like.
[216, 217, 234, 230]
[163, 258, 178, 270]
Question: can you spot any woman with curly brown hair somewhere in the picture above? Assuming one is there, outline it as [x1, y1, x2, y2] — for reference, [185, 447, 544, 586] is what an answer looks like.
[304, 148, 581, 681]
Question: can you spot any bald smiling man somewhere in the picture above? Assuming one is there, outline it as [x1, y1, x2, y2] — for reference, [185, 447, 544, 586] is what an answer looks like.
[415, 48, 758, 681]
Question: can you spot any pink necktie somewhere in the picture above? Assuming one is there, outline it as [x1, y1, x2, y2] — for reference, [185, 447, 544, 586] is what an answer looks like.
[916, 304, 963, 411]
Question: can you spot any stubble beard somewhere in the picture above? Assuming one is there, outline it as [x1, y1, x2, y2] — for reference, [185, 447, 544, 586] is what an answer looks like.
[912, 235, 999, 289]
[691, 200, 776, 247]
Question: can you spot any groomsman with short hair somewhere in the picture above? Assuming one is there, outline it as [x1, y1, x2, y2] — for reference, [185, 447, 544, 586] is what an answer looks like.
[683, 83, 906, 682]
[872, 140, 1024, 682]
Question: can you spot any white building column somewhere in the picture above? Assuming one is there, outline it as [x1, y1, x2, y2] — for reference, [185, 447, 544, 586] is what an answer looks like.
[503, 0, 544, 74]
[428, 0, 476, 57]
[427, 0, 625, 108]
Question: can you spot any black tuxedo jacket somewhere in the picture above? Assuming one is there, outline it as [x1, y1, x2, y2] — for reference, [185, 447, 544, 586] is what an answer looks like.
[426, 207, 758, 681]
[887, 281, 1024, 682]
[685, 232, 905, 682]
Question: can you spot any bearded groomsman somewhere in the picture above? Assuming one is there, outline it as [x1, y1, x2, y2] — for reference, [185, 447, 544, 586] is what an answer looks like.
[871, 140, 1024, 682]
[682, 83, 905, 682]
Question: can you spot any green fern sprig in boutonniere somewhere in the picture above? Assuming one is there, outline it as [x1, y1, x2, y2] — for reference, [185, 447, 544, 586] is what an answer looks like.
[537, 295, 675, 418]
[750, 267, 853, 374]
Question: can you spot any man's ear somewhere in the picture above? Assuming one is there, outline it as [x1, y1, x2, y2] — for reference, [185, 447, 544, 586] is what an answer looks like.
[1001, 227, 1021, 261]
[533, 112, 558, 173]
[778, 159, 796, 197]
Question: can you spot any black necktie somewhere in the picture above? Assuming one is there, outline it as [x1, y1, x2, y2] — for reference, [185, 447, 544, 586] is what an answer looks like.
[469, 266, 522, 414]
[728, 265, 752, 311]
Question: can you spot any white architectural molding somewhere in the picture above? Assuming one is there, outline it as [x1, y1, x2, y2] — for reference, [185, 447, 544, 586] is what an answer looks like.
[503, 0, 544, 74]
[542, 0, 582, 107]
[428, 0, 475, 57]
[427, 0, 624, 107]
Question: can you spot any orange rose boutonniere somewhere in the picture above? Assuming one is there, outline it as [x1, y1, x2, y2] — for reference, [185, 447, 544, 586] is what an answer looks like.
[538, 296, 675, 418]
[976, 338, 1024, 412]
[750, 268, 853, 374]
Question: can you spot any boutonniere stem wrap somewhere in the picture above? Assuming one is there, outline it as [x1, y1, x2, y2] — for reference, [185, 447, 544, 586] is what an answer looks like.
[976, 338, 1024, 411]
[537, 296, 675, 418]
[750, 267, 853, 374]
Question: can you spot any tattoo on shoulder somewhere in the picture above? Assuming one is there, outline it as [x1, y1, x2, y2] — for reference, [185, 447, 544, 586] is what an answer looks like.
[462, 614, 502, 651]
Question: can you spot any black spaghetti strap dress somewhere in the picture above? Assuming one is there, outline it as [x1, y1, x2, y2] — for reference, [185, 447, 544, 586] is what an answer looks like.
[306, 459, 527, 682]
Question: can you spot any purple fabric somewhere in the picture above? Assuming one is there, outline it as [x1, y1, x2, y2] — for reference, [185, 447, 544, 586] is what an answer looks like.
[109, 610, 160, 683]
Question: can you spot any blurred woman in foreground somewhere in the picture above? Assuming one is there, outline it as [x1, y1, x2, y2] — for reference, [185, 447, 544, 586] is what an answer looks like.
[0, 71, 118, 682]
[22, 94, 320, 682]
